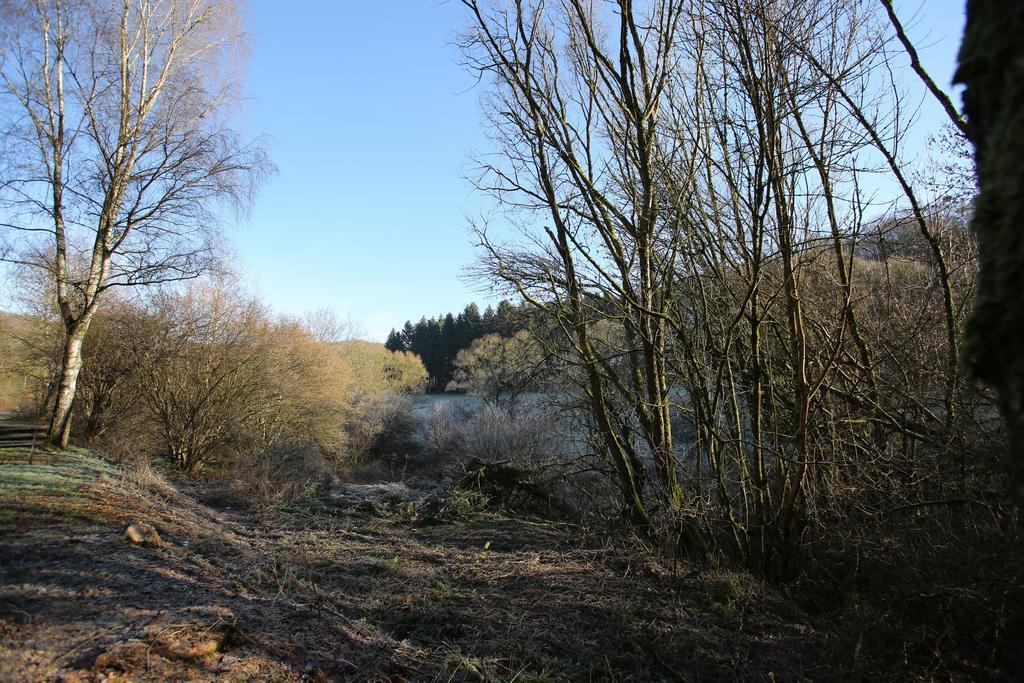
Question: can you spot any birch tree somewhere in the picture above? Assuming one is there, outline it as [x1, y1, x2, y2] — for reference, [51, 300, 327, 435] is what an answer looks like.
[0, 0, 269, 447]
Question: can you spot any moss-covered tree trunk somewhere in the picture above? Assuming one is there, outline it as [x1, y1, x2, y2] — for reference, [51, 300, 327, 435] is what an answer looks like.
[956, 1, 1024, 500]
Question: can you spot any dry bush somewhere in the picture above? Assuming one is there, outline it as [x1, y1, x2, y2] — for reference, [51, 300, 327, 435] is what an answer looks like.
[341, 392, 422, 465]
[55, 280, 427, 474]
[221, 445, 339, 508]
[117, 453, 178, 500]
[132, 283, 361, 473]
[421, 402, 566, 468]
[10, 275, 429, 476]
[458, 404, 560, 465]
[321, 339, 429, 466]
[435, 485, 491, 520]
[418, 402, 580, 518]
[72, 298, 153, 441]
[423, 401, 469, 459]
[0, 312, 41, 413]
[453, 457, 572, 519]
[332, 340, 427, 398]
[0, 280, 61, 420]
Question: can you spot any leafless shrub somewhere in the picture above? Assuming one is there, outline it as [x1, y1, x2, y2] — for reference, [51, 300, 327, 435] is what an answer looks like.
[418, 401, 583, 517]
[28, 277, 427, 475]
[458, 405, 559, 465]
[423, 402, 563, 468]
[454, 456, 572, 519]
[437, 486, 491, 520]
[129, 283, 343, 473]
[423, 401, 469, 459]
[222, 445, 339, 508]
[342, 393, 421, 465]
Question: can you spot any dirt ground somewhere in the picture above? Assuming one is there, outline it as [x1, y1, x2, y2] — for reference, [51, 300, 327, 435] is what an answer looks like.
[0, 447, 821, 681]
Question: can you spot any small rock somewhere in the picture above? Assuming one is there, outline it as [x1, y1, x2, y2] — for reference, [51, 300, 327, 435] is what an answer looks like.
[124, 522, 162, 547]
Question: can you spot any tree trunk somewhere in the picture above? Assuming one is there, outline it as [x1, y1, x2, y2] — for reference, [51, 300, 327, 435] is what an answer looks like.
[956, 0, 1024, 501]
[48, 326, 88, 448]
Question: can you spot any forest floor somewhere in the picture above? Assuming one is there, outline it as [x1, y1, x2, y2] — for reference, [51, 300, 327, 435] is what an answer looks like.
[0, 445, 831, 681]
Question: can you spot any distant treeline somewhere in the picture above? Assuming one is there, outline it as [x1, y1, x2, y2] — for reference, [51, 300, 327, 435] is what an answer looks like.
[385, 300, 528, 391]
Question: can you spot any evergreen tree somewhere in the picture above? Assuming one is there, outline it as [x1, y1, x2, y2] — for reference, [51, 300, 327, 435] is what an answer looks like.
[495, 299, 516, 336]
[394, 300, 532, 391]
[384, 329, 405, 352]
[482, 305, 496, 333]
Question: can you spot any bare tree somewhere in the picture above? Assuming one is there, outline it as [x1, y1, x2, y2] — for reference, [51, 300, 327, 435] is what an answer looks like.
[879, 0, 968, 138]
[0, 0, 270, 447]
[460, 0, 986, 572]
[448, 330, 542, 414]
[460, 0, 696, 536]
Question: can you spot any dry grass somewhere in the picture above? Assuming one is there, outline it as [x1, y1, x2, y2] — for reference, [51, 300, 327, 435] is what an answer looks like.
[2, 445, 1016, 681]
[215, 444, 340, 508]
[0, 446, 826, 681]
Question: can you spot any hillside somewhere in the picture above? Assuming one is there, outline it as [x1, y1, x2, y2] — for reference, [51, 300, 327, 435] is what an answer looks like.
[0, 311, 37, 413]
[0, 446, 823, 681]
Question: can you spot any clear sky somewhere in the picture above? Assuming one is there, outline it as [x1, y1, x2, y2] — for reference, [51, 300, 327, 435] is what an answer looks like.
[234, 0, 968, 341]
[235, 0, 492, 341]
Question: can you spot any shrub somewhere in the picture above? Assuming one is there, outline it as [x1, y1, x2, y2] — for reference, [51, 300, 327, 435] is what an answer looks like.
[437, 486, 490, 520]
[458, 404, 560, 465]
[332, 340, 428, 397]
[223, 444, 339, 507]
[454, 457, 571, 518]
[423, 401, 469, 459]
[0, 311, 43, 413]
[342, 392, 422, 465]
[422, 402, 563, 467]
[418, 401, 578, 517]
[50, 279, 427, 475]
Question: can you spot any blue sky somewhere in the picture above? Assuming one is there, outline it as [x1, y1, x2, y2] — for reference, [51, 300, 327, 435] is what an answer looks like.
[223, 1, 967, 340]
[236, 0, 490, 341]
